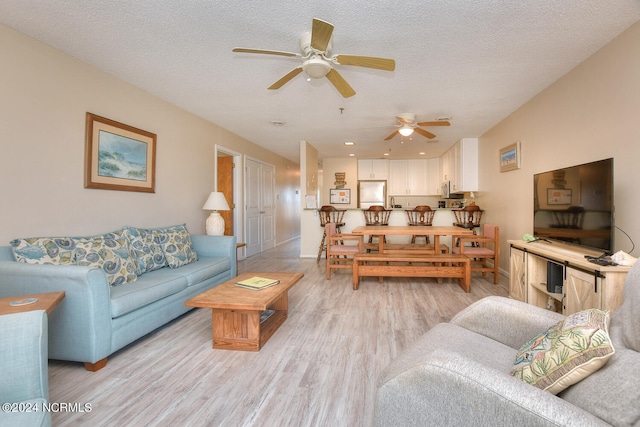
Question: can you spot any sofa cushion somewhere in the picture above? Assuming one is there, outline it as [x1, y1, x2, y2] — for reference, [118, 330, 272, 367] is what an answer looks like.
[123, 226, 167, 274]
[109, 271, 188, 318]
[559, 346, 640, 427]
[172, 257, 231, 286]
[10, 237, 76, 265]
[379, 322, 517, 387]
[154, 224, 198, 268]
[75, 231, 137, 286]
[510, 309, 614, 395]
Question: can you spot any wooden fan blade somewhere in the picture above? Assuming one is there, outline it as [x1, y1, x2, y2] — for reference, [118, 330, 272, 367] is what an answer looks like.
[416, 120, 450, 127]
[232, 48, 300, 58]
[334, 55, 396, 71]
[311, 18, 334, 52]
[268, 67, 303, 90]
[414, 127, 436, 139]
[325, 69, 355, 98]
[384, 129, 399, 140]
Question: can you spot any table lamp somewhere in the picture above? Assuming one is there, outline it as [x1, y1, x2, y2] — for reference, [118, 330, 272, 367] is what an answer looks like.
[202, 192, 230, 235]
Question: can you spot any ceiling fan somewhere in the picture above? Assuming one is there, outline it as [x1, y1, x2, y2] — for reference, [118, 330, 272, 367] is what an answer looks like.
[232, 18, 396, 98]
[384, 113, 451, 141]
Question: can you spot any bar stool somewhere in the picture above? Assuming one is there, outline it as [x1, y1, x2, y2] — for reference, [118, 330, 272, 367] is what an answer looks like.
[453, 205, 483, 246]
[363, 205, 391, 250]
[317, 205, 346, 262]
[405, 205, 435, 244]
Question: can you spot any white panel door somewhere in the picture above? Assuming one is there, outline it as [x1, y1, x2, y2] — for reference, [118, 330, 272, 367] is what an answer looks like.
[260, 163, 275, 251]
[245, 158, 262, 257]
[245, 158, 276, 257]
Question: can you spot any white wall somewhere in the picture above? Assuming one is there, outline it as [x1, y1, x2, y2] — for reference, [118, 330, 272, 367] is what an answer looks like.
[479, 21, 640, 273]
[0, 24, 300, 245]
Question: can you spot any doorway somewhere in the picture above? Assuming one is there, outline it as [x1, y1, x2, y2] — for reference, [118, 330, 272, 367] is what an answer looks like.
[215, 146, 242, 244]
[245, 158, 276, 257]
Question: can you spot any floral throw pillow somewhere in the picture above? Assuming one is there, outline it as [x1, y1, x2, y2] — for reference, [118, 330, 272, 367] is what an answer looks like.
[510, 309, 614, 395]
[124, 226, 167, 274]
[10, 237, 76, 265]
[75, 231, 137, 286]
[154, 224, 198, 269]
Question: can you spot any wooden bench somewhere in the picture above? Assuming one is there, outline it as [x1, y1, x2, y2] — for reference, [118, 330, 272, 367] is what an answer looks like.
[352, 253, 471, 293]
[363, 243, 450, 254]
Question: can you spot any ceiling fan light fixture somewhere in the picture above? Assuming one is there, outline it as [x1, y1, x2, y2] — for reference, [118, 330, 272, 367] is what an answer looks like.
[302, 57, 331, 79]
[398, 125, 414, 137]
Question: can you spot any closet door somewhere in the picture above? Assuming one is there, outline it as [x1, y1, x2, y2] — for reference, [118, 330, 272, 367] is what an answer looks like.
[245, 158, 275, 257]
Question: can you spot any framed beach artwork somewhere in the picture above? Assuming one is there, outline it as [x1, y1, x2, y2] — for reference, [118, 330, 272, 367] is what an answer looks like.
[499, 141, 521, 172]
[85, 113, 156, 192]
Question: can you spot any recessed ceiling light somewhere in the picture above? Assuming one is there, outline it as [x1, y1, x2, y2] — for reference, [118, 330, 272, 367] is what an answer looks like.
[344, 141, 355, 146]
[269, 120, 285, 126]
[383, 153, 389, 156]
[349, 153, 355, 157]
[419, 152, 425, 155]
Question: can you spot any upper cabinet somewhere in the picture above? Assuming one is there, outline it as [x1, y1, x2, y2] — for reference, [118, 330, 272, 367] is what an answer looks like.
[427, 157, 441, 196]
[441, 138, 478, 193]
[388, 159, 439, 196]
[358, 159, 389, 180]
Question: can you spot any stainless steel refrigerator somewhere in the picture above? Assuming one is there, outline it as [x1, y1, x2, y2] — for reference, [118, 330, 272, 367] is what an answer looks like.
[358, 180, 386, 209]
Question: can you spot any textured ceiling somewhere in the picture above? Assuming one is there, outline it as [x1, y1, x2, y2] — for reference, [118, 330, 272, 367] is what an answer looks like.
[1, 1, 639, 163]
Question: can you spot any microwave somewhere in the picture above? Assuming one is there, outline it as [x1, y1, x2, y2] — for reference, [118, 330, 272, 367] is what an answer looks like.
[441, 181, 450, 198]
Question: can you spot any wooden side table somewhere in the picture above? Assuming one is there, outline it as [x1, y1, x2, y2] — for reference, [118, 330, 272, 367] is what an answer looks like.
[0, 292, 65, 315]
[236, 242, 246, 272]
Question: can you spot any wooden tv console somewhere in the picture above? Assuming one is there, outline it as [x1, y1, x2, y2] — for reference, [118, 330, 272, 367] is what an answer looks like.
[508, 239, 630, 315]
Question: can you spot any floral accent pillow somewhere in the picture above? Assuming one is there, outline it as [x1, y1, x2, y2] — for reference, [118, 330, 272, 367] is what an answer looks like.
[510, 309, 614, 395]
[75, 231, 137, 286]
[124, 226, 167, 274]
[10, 237, 76, 265]
[154, 224, 198, 269]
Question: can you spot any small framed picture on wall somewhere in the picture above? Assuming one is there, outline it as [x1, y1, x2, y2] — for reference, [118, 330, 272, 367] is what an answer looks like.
[330, 189, 350, 204]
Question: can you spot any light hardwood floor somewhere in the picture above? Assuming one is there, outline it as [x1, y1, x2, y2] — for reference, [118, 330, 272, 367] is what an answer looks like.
[48, 239, 509, 426]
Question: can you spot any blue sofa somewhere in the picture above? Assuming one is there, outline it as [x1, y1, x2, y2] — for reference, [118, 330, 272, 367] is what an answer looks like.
[0, 231, 236, 371]
[0, 310, 51, 427]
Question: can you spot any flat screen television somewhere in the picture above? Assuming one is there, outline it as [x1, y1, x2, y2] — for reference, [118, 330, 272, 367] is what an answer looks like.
[533, 158, 613, 254]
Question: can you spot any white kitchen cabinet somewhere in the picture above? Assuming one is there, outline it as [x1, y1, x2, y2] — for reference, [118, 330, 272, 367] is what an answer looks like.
[358, 159, 389, 180]
[441, 138, 478, 194]
[388, 159, 428, 195]
[427, 157, 441, 195]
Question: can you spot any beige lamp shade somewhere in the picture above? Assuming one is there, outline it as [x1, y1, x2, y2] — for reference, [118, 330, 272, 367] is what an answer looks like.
[202, 192, 230, 235]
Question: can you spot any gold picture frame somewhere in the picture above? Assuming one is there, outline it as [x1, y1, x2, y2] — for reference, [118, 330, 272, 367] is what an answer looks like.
[499, 141, 521, 172]
[85, 113, 156, 192]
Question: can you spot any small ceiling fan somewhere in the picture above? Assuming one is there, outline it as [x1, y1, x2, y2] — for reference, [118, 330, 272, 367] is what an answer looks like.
[384, 113, 451, 141]
[232, 18, 396, 98]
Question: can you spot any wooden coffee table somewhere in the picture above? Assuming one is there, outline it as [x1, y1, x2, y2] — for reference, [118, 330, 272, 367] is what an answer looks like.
[185, 272, 304, 351]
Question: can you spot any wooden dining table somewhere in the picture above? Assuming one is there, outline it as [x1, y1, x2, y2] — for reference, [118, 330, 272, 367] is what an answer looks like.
[351, 225, 473, 254]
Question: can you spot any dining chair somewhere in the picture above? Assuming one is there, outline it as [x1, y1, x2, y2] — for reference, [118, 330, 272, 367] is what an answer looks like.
[405, 205, 435, 244]
[452, 224, 499, 284]
[317, 205, 346, 262]
[325, 222, 363, 279]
